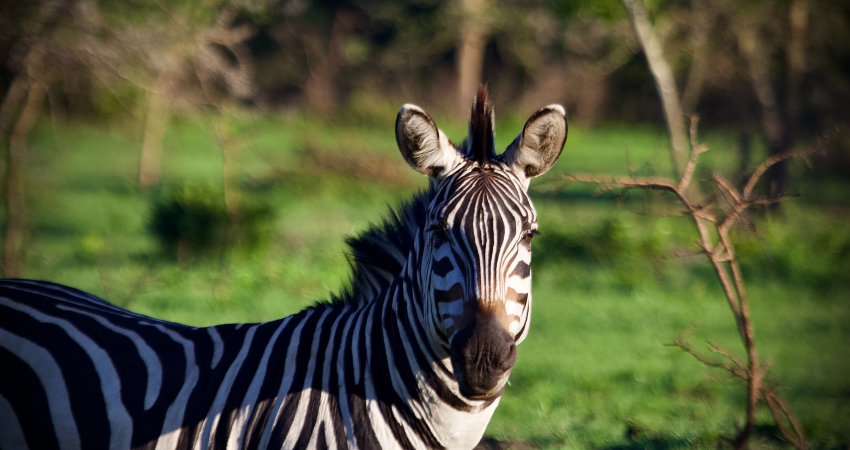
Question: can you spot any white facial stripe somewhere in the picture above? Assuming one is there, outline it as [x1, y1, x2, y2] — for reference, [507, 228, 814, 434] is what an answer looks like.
[433, 274, 460, 292]
[430, 161, 537, 342]
[433, 242, 455, 261]
[459, 177, 516, 302]
[508, 321, 521, 336]
[504, 300, 525, 317]
[429, 163, 537, 340]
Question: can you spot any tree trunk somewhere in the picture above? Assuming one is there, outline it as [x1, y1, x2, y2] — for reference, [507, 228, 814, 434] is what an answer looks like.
[1, 0, 77, 135]
[3, 79, 46, 277]
[0, 76, 32, 134]
[455, 0, 487, 117]
[621, 0, 688, 179]
[785, 0, 809, 142]
[1, 48, 48, 136]
[138, 75, 170, 188]
[738, 26, 788, 197]
[304, 11, 358, 115]
[681, 0, 712, 115]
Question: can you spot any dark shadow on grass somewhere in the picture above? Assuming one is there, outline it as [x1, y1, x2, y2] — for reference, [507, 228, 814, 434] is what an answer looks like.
[63, 177, 140, 195]
[475, 422, 847, 450]
[602, 436, 692, 450]
[475, 436, 537, 450]
[29, 223, 79, 238]
[476, 435, 692, 450]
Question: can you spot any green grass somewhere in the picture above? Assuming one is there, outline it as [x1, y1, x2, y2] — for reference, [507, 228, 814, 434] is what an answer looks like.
[14, 113, 850, 449]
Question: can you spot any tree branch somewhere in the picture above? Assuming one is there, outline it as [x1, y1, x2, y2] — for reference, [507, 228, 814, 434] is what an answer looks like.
[742, 127, 844, 200]
[557, 123, 836, 450]
[679, 115, 709, 192]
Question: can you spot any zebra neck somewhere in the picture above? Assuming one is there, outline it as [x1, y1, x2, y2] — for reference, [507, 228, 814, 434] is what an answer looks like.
[244, 230, 500, 448]
[353, 244, 501, 449]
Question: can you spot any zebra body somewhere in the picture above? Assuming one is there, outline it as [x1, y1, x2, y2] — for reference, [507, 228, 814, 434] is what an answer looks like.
[0, 86, 567, 449]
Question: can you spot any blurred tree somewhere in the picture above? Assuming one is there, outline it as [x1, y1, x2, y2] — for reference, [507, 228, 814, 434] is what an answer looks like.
[3, 66, 51, 277]
[734, 1, 792, 196]
[785, 0, 809, 140]
[484, 0, 637, 123]
[621, 0, 688, 177]
[259, 0, 461, 113]
[138, 75, 173, 188]
[0, 0, 80, 276]
[455, 0, 488, 115]
[2, 0, 848, 149]
[0, 0, 275, 274]
[301, 8, 365, 114]
[680, 0, 713, 116]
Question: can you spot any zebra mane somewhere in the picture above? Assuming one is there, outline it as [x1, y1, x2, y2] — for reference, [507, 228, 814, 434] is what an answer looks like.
[321, 85, 494, 308]
[322, 183, 435, 308]
[466, 84, 496, 165]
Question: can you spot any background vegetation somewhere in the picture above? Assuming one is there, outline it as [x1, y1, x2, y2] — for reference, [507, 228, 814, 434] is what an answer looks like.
[1, 0, 848, 448]
[17, 113, 850, 449]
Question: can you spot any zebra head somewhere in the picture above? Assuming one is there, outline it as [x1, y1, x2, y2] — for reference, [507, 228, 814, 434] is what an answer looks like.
[395, 86, 567, 399]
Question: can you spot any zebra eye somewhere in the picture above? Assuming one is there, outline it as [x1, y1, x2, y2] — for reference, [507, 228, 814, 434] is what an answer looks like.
[428, 224, 449, 243]
[434, 229, 449, 243]
[523, 230, 539, 244]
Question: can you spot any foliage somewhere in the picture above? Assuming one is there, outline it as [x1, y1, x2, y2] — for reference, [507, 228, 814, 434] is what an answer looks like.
[732, 209, 850, 292]
[149, 184, 273, 258]
[533, 199, 850, 295]
[4, 0, 848, 128]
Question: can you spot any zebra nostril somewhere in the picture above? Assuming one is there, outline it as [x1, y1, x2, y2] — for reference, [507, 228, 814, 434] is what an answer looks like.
[500, 342, 517, 371]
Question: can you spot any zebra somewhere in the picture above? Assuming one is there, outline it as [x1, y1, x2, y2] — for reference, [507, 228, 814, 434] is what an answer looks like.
[0, 85, 567, 450]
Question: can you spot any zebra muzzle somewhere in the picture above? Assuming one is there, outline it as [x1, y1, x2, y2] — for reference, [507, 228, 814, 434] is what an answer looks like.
[449, 315, 517, 399]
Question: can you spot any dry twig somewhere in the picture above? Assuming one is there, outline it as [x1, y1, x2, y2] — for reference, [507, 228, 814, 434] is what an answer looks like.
[545, 119, 844, 450]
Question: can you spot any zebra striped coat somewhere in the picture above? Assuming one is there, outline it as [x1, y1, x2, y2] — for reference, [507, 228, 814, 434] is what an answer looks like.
[0, 86, 567, 450]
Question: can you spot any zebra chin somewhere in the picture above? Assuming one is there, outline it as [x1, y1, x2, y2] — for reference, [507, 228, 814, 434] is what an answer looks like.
[454, 368, 513, 400]
[449, 315, 518, 399]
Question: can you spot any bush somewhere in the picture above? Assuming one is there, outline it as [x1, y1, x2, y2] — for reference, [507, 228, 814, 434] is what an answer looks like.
[733, 215, 850, 292]
[149, 184, 273, 259]
[533, 205, 850, 293]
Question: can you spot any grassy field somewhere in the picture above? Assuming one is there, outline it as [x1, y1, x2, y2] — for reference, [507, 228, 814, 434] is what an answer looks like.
[14, 111, 850, 449]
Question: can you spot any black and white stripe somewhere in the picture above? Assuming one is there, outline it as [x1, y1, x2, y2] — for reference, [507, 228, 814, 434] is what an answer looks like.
[0, 86, 567, 449]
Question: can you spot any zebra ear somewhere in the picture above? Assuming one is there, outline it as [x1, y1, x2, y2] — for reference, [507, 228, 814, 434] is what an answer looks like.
[396, 104, 460, 178]
[503, 105, 567, 181]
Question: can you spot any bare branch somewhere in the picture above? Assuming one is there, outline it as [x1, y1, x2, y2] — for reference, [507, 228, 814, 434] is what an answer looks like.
[708, 343, 746, 373]
[668, 337, 747, 379]
[658, 247, 705, 261]
[678, 117, 708, 192]
[763, 388, 807, 450]
[560, 173, 686, 202]
[712, 174, 742, 204]
[558, 117, 824, 450]
[742, 127, 845, 199]
[718, 193, 787, 233]
[688, 115, 700, 151]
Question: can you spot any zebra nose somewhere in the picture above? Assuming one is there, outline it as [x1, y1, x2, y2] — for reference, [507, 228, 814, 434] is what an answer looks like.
[450, 316, 517, 398]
